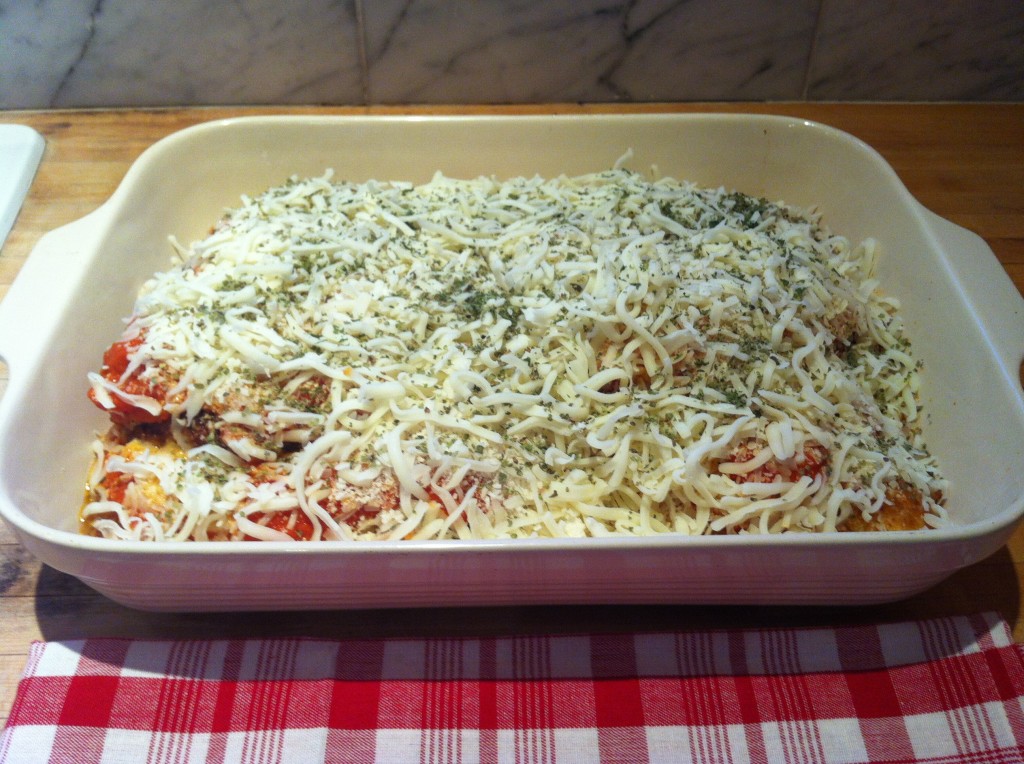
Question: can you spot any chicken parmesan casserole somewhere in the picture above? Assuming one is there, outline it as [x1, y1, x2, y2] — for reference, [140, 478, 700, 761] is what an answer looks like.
[82, 167, 947, 542]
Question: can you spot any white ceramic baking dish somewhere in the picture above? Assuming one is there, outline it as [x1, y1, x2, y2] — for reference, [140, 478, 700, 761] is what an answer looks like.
[1, 114, 1022, 611]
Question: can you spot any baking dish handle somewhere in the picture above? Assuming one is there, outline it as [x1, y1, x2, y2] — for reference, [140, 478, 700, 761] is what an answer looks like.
[0, 206, 113, 373]
[919, 206, 1024, 393]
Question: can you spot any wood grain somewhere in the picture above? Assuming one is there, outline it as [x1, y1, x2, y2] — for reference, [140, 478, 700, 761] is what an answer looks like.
[1, 104, 1023, 727]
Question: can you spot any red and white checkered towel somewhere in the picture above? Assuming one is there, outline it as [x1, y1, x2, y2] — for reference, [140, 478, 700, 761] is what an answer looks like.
[3, 613, 1024, 763]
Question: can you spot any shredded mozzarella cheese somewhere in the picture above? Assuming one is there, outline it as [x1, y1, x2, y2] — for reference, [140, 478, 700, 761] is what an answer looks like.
[82, 167, 947, 541]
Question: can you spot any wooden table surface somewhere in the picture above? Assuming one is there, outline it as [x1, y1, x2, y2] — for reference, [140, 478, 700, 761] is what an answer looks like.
[1, 103, 1022, 727]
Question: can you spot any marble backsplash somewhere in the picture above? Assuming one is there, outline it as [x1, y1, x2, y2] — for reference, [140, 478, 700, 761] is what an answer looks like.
[1, 0, 1021, 110]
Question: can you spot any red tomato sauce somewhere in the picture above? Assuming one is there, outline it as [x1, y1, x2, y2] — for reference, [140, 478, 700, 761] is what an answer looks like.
[87, 333, 169, 426]
[244, 509, 315, 541]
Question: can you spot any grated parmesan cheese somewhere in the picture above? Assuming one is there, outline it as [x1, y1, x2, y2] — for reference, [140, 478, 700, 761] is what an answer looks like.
[83, 167, 947, 541]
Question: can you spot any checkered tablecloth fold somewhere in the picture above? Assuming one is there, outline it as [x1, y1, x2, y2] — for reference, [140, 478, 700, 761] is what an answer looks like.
[3, 613, 1023, 763]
